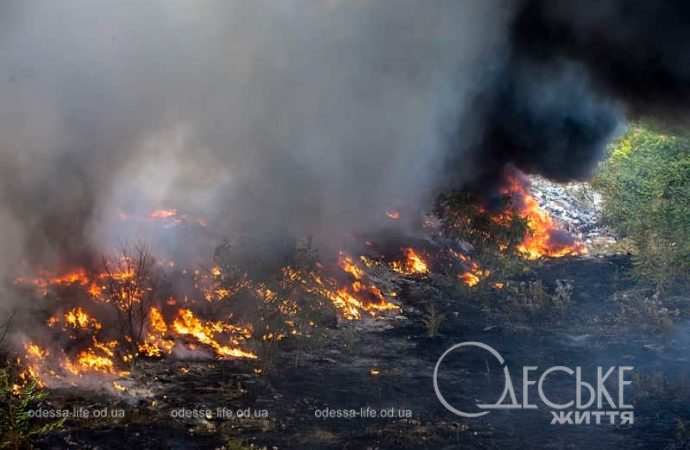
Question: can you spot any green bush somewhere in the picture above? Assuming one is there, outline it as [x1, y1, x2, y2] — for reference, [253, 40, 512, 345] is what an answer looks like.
[593, 126, 690, 293]
[0, 367, 64, 450]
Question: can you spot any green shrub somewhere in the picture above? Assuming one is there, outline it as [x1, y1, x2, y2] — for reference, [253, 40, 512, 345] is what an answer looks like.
[0, 367, 64, 450]
[594, 126, 690, 294]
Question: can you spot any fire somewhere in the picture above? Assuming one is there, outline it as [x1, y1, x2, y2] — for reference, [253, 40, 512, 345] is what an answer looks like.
[138, 307, 175, 358]
[13, 244, 402, 388]
[196, 266, 248, 302]
[104, 268, 135, 282]
[459, 262, 489, 287]
[15, 268, 93, 295]
[15, 268, 109, 299]
[58, 337, 132, 377]
[25, 343, 47, 359]
[88, 283, 103, 297]
[338, 253, 365, 279]
[385, 209, 400, 220]
[391, 248, 429, 275]
[500, 172, 587, 260]
[20, 343, 49, 388]
[146, 208, 207, 227]
[141, 306, 258, 359]
[149, 208, 178, 219]
[286, 253, 399, 320]
[336, 253, 399, 318]
[62, 307, 102, 331]
[319, 285, 364, 319]
[50, 270, 89, 285]
[172, 309, 256, 359]
[64, 338, 120, 376]
[451, 250, 490, 287]
[460, 272, 481, 287]
[15, 254, 257, 385]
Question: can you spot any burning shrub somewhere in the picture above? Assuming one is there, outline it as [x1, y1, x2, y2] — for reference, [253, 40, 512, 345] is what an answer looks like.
[435, 191, 529, 258]
[100, 245, 161, 367]
[434, 191, 526, 290]
[9, 231, 405, 386]
[595, 126, 690, 294]
[436, 169, 587, 264]
[210, 239, 338, 371]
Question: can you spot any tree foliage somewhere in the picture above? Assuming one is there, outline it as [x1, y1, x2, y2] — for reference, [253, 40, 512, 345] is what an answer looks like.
[594, 126, 690, 293]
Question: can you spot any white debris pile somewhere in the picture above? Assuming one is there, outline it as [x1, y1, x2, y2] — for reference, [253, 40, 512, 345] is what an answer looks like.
[528, 176, 618, 249]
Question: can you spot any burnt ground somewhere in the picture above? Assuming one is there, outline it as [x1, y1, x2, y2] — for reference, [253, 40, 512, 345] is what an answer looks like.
[37, 255, 690, 450]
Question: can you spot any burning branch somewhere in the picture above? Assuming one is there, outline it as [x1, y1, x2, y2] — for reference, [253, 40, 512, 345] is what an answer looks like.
[436, 169, 586, 262]
[100, 244, 159, 367]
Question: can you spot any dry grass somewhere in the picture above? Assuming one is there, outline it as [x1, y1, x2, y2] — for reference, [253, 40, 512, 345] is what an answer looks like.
[422, 303, 445, 337]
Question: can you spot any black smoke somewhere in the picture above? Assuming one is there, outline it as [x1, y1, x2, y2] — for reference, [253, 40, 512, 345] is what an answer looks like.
[461, 0, 690, 188]
[514, 0, 690, 118]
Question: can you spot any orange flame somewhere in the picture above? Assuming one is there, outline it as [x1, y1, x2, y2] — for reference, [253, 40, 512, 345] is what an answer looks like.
[391, 248, 429, 275]
[451, 250, 490, 287]
[149, 209, 177, 219]
[338, 253, 365, 279]
[287, 253, 399, 320]
[385, 209, 400, 220]
[138, 307, 175, 358]
[460, 272, 481, 287]
[501, 173, 587, 260]
[15, 268, 109, 299]
[62, 338, 128, 377]
[15, 268, 92, 296]
[63, 307, 102, 331]
[172, 309, 256, 359]
[15, 243, 404, 386]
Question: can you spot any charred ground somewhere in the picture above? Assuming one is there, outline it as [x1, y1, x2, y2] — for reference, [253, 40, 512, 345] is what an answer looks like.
[31, 254, 690, 450]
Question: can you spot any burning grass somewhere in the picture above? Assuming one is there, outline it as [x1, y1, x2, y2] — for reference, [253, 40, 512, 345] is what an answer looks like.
[7, 172, 591, 390]
[10, 243, 405, 387]
[390, 248, 429, 275]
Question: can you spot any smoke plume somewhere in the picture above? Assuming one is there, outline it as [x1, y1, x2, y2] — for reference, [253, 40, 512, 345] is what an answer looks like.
[0, 0, 508, 270]
[461, 0, 690, 186]
[0, 0, 688, 278]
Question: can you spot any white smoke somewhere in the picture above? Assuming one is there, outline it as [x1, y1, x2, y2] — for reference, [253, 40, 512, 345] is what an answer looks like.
[0, 0, 512, 272]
